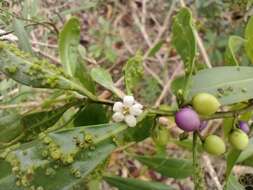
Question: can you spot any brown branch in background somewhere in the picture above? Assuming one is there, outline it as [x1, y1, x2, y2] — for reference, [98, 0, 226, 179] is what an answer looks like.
[154, 62, 183, 107]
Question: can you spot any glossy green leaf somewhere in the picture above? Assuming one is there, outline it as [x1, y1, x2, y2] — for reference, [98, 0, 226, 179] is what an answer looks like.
[13, 18, 32, 53]
[135, 155, 193, 179]
[172, 8, 196, 69]
[0, 42, 96, 100]
[104, 176, 175, 190]
[225, 36, 245, 66]
[90, 67, 122, 97]
[123, 52, 143, 94]
[245, 16, 253, 63]
[74, 103, 109, 126]
[189, 66, 253, 105]
[59, 17, 80, 76]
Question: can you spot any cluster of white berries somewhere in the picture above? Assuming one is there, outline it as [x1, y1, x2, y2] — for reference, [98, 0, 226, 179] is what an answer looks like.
[112, 96, 143, 127]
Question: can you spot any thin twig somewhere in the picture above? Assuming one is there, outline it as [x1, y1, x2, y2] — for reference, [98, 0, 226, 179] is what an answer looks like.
[203, 155, 223, 190]
[154, 62, 183, 107]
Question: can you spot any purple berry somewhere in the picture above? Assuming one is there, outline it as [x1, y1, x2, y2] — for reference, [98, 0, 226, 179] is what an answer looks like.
[238, 121, 250, 134]
[175, 107, 200, 132]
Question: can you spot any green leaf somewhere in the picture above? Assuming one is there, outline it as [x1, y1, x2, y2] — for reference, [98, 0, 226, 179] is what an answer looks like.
[0, 160, 20, 190]
[21, 105, 70, 140]
[59, 17, 95, 93]
[74, 103, 109, 126]
[225, 36, 245, 66]
[123, 52, 143, 94]
[147, 41, 164, 57]
[104, 176, 175, 190]
[171, 75, 186, 95]
[0, 42, 96, 100]
[245, 16, 253, 63]
[135, 155, 193, 179]
[189, 66, 253, 105]
[226, 149, 241, 178]
[225, 174, 244, 190]
[75, 46, 96, 93]
[172, 8, 196, 69]
[171, 8, 196, 99]
[225, 139, 253, 185]
[236, 137, 253, 163]
[12, 18, 32, 53]
[0, 123, 128, 190]
[90, 67, 123, 97]
[122, 115, 155, 142]
[0, 112, 22, 146]
[59, 17, 80, 76]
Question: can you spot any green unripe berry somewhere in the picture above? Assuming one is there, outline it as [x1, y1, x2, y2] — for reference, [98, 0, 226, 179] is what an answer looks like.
[192, 93, 220, 116]
[203, 135, 226, 156]
[229, 129, 249, 150]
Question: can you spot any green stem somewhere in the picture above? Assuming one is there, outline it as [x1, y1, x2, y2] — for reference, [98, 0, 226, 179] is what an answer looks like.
[149, 102, 253, 120]
[193, 132, 206, 190]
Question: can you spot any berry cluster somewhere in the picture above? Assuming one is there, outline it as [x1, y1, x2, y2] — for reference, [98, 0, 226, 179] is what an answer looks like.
[175, 93, 250, 156]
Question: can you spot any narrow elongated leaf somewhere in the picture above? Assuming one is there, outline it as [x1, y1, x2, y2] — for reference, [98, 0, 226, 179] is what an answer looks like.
[90, 67, 123, 97]
[0, 42, 96, 100]
[136, 155, 193, 179]
[59, 17, 80, 76]
[59, 17, 95, 92]
[13, 19, 32, 53]
[172, 8, 196, 99]
[104, 176, 175, 190]
[225, 36, 245, 66]
[123, 52, 143, 94]
[245, 16, 253, 63]
[189, 66, 253, 105]
[172, 8, 196, 69]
